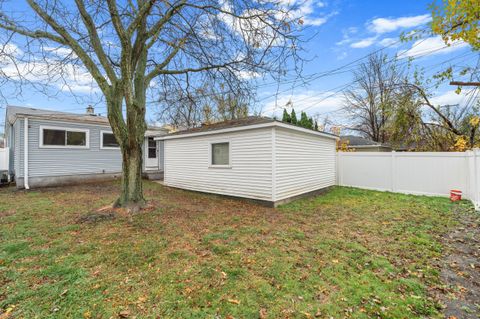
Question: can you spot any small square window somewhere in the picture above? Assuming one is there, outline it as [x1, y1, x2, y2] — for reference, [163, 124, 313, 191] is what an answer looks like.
[102, 132, 120, 148]
[211, 142, 229, 165]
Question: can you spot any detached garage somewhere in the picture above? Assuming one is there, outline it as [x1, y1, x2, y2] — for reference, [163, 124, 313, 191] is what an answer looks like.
[156, 117, 338, 207]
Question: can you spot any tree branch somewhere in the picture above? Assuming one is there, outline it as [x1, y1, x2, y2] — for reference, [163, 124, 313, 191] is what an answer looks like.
[74, 0, 117, 83]
[26, 0, 110, 92]
[0, 13, 66, 44]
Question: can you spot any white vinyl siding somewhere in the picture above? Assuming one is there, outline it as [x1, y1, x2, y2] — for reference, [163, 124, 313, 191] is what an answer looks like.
[274, 127, 336, 201]
[164, 128, 273, 201]
[27, 119, 122, 178]
[163, 125, 337, 203]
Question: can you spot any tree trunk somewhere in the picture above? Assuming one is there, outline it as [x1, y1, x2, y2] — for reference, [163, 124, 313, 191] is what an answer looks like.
[115, 142, 145, 209]
[107, 90, 147, 210]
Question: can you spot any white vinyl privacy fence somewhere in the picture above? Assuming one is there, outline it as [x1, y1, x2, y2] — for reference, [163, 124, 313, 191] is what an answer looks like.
[337, 150, 480, 209]
[0, 147, 9, 172]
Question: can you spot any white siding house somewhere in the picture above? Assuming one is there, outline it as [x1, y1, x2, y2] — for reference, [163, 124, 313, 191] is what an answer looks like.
[5, 105, 168, 188]
[157, 117, 338, 206]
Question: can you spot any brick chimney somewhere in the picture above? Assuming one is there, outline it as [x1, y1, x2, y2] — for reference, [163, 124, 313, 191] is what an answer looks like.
[86, 105, 95, 115]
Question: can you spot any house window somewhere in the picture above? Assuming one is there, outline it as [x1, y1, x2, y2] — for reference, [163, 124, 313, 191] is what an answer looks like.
[148, 137, 156, 158]
[101, 131, 120, 148]
[211, 142, 229, 166]
[43, 129, 65, 146]
[40, 126, 88, 148]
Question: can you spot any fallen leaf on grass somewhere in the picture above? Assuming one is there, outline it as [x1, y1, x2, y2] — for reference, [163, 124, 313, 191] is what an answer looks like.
[0, 305, 15, 319]
[300, 311, 312, 318]
[227, 299, 240, 305]
[119, 310, 130, 318]
[259, 308, 267, 319]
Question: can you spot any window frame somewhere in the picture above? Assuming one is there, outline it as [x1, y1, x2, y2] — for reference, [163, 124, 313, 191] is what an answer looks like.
[147, 136, 157, 159]
[100, 130, 120, 150]
[209, 140, 231, 168]
[39, 125, 90, 149]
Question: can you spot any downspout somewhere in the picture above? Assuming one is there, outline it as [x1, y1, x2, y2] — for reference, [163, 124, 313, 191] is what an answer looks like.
[24, 117, 29, 189]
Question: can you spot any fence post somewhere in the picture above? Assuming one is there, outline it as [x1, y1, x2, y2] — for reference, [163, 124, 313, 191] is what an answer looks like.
[336, 152, 342, 186]
[474, 148, 480, 210]
[391, 151, 396, 192]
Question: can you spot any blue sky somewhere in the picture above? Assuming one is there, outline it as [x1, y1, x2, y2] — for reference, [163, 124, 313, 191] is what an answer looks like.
[0, 0, 476, 132]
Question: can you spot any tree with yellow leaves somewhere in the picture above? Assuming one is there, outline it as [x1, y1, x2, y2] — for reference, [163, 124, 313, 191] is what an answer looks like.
[431, 0, 480, 88]
[431, 0, 480, 50]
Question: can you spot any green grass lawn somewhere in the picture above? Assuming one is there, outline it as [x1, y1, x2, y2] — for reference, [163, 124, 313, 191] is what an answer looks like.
[0, 181, 473, 318]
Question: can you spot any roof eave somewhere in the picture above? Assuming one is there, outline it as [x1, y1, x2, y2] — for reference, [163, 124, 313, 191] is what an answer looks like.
[155, 121, 339, 141]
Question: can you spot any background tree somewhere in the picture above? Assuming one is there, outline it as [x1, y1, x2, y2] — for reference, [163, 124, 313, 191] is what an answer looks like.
[282, 108, 291, 123]
[0, 0, 303, 209]
[431, 0, 480, 51]
[299, 111, 313, 129]
[344, 52, 406, 143]
[430, 0, 479, 88]
[290, 108, 298, 125]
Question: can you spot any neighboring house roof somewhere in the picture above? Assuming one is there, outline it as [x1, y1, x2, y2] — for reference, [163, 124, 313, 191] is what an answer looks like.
[340, 135, 392, 149]
[157, 116, 338, 140]
[5, 105, 168, 135]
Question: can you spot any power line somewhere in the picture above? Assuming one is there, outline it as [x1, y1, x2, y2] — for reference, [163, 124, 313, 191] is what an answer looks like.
[272, 43, 474, 115]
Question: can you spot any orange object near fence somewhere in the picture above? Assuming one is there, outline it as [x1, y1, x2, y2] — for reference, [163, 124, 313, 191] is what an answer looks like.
[450, 190, 462, 202]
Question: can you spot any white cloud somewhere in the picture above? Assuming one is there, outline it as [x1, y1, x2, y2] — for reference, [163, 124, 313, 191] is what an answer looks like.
[378, 37, 399, 47]
[303, 16, 328, 26]
[336, 27, 358, 46]
[368, 14, 432, 34]
[430, 89, 471, 107]
[261, 90, 345, 117]
[277, 0, 334, 26]
[398, 36, 469, 58]
[0, 43, 99, 94]
[0, 43, 23, 57]
[337, 51, 348, 60]
[43, 46, 76, 58]
[350, 37, 377, 48]
[235, 70, 260, 80]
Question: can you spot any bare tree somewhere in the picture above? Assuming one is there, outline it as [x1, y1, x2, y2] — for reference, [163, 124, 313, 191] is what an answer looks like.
[155, 72, 253, 129]
[344, 53, 406, 143]
[0, 0, 303, 209]
[399, 82, 480, 150]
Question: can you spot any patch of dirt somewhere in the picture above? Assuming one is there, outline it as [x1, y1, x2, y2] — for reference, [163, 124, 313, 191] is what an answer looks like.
[436, 205, 480, 319]
[76, 211, 116, 224]
[0, 209, 15, 219]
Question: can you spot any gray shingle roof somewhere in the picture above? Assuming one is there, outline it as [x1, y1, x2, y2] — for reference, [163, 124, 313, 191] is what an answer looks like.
[5, 105, 167, 133]
[6, 105, 110, 125]
[167, 116, 275, 136]
[340, 135, 388, 147]
[166, 116, 338, 138]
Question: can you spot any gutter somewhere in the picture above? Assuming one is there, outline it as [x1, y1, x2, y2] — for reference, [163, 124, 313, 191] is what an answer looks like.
[24, 117, 29, 189]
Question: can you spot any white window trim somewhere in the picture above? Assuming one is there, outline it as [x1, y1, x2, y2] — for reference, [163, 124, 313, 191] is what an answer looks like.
[209, 140, 232, 168]
[39, 125, 90, 149]
[100, 130, 120, 150]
